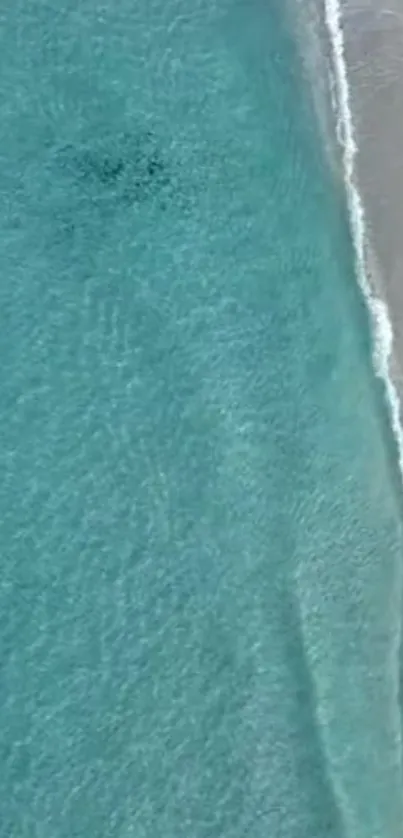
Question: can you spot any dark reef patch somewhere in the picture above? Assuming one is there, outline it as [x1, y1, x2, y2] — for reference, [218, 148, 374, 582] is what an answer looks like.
[54, 130, 172, 209]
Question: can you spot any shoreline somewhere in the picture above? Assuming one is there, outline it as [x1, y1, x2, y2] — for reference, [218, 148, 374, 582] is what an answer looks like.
[339, 0, 403, 386]
[328, 0, 403, 476]
[285, 0, 344, 182]
[298, 0, 403, 482]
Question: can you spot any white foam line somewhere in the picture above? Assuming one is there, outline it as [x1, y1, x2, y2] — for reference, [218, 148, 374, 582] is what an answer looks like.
[323, 0, 403, 478]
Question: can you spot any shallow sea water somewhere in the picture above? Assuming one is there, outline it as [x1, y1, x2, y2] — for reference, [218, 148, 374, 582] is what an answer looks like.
[1, 2, 402, 836]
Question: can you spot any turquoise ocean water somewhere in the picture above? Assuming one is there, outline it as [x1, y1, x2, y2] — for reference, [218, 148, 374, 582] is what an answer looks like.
[1, 1, 403, 836]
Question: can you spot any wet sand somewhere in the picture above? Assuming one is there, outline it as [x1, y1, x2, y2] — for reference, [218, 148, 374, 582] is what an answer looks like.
[340, 0, 403, 390]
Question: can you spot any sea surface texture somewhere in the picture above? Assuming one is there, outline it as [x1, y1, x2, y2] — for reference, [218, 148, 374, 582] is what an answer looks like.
[1, 1, 403, 837]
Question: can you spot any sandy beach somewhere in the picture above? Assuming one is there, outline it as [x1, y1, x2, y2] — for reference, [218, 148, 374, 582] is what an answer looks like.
[340, 1, 403, 391]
